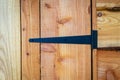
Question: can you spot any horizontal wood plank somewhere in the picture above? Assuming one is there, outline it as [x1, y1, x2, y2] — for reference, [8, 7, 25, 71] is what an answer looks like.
[97, 0, 120, 3]
[97, 50, 120, 80]
[97, 3, 120, 48]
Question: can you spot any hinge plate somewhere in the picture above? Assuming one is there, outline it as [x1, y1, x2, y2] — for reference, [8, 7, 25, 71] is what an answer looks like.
[29, 30, 98, 49]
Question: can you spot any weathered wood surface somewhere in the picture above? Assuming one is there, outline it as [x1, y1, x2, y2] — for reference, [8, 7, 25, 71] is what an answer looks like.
[41, 0, 91, 80]
[21, 0, 40, 80]
[97, 50, 120, 80]
[0, 0, 21, 80]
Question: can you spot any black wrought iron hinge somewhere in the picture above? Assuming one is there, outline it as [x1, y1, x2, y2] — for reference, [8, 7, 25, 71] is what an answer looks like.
[29, 30, 97, 49]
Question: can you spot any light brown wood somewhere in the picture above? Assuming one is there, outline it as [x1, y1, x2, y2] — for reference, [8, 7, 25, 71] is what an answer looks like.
[97, 50, 120, 80]
[0, 0, 21, 80]
[97, 0, 120, 80]
[97, 3, 120, 48]
[21, 0, 40, 80]
[107, 70, 116, 80]
[41, 0, 58, 79]
[97, 3, 120, 11]
[96, 1, 120, 80]
[92, 0, 98, 80]
[41, 0, 91, 80]
[97, 0, 120, 3]
[57, 0, 91, 79]
[93, 50, 98, 80]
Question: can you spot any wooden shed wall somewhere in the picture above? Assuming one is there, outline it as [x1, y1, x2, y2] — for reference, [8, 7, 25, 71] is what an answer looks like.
[0, 0, 120, 80]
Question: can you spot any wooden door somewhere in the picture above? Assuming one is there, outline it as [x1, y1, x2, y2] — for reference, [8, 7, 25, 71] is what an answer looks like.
[0, 0, 94, 80]
[21, 0, 93, 80]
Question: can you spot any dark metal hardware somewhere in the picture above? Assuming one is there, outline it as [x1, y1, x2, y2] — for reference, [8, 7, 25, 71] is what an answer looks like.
[29, 30, 97, 49]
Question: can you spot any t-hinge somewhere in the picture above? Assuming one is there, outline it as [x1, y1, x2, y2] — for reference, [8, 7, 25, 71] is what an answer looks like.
[29, 30, 98, 49]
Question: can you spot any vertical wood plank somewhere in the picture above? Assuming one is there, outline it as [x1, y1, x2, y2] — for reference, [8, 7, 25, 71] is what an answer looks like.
[41, 0, 91, 80]
[0, 0, 21, 80]
[57, 0, 91, 80]
[92, 0, 98, 80]
[41, 0, 59, 79]
[21, 0, 40, 80]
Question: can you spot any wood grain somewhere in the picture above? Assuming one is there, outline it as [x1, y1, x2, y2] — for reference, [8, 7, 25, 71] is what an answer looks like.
[106, 70, 116, 80]
[41, 0, 59, 80]
[97, 3, 120, 48]
[0, 0, 21, 80]
[41, 0, 91, 80]
[97, 3, 120, 11]
[92, 0, 98, 79]
[97, 50, 120, 80]
[97, 0, 120, 4]
[96, 0, 120, 80]
[21, 0, 40, 80]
